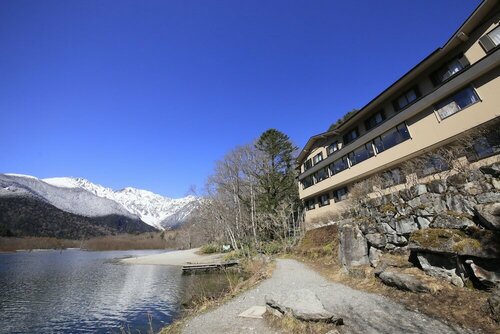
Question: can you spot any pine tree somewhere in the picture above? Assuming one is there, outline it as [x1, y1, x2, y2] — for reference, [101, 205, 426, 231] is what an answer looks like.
[254, 129, 299, 214]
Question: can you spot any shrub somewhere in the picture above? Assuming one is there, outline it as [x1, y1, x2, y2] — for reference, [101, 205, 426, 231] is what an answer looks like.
[200, 243, 219, 254]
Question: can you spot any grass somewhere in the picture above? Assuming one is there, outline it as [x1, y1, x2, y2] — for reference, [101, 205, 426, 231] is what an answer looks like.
[264, 313, 342, 334]
[200, 243, 219, 254]
[159, 257, 275, 334]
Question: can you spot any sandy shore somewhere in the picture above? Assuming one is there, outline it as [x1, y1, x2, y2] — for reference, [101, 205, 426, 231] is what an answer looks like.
[120, 248, 224, 266]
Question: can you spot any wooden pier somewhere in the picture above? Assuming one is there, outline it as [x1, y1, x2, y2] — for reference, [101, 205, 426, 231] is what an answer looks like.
[182, 260, 239, 274]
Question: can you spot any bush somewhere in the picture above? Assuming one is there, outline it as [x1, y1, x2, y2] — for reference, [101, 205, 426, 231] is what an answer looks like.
[200, 243, 219, 254]
[261, 241, 283, 255]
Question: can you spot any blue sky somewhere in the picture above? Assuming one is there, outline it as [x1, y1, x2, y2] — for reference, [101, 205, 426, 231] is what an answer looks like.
[0, 0, 480, 198]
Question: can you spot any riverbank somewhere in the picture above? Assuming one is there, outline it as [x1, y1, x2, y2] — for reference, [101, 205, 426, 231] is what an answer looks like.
[121, 248, 224, 266]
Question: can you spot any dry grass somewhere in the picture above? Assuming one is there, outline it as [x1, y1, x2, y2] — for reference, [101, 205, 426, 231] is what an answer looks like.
[0, 236, 79, 252]
[292, 253, 498, 333]
[264, 313, 343, 334]
[160, 257, 275, 334]
[0, 231, 187, 252]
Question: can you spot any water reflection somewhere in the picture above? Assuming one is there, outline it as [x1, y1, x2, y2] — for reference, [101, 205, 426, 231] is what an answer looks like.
[0, 249, 182, 334]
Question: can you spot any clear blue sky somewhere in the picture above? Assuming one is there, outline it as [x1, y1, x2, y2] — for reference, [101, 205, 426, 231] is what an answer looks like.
[0, 0, 480, 198]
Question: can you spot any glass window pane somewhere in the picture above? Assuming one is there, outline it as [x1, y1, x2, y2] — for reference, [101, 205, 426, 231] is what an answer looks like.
[374, 137, 384, 153]
[406, 89, 417, 102]
[437, 101, 460, 119]
[488, 26, 500, 46]
[455, 87, 478, 109]
[398, 96, 407, 109]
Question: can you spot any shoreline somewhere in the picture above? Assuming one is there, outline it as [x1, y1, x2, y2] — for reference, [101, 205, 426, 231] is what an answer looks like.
[121, 248, 225, 266]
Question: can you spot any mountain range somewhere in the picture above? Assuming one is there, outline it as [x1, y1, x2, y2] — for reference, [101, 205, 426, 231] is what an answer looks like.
[0, 173, 200, 238]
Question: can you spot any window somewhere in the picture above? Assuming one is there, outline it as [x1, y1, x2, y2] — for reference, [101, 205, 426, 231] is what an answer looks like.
[313, 167, 329, 183]
[393, 87, 421, 111]
[302, 175, 314, 189]
[381, 168, 406, 189]
[303, 159, 312, 171]
[343, 128, 359, 145]
[373, 123, 411, 154]
[430, 56, 469, 86]
[434, 86, 479, 119]
[318, 193, 330, 207]
[479, 25, 500, 52]
[312, 152, 323, 165]
[329, 156, 349, 175]
[467, 132, 500, 162]
[305, 198, 316, 211]
[364, 110, 386, 131]
[327, 141, 340, 155]
[348, 143, 374, 166]
[332, 187, 348, 202]
[417, 155, 449, 177]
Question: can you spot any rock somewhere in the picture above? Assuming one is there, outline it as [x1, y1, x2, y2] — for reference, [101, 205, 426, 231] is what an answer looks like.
[416, 216, 431, 229]
[395, 217, 418, 235]
[339, 223, 369, 268]
[365, 233, 386, 248]
[409, 228, 499, 259]
[265, 289, 343, 324]
[419, 193, 447, 214]
[416, 253, 464, 287]
[492, 178, 500, 190]
[430, 214, 475, 229]
[406, 196, 422, 209]
[412, 184, 428, 196]
[488, 286, 500, 322]
[474, 203, 500, 231]
[465, 259, 500, 288]
[446, 194, 476, 216]
[369, 247, 382, 267]
[480, 163, 500, 178]
[376, 223, 395, 234]
[447, 173, 467, 187]
[378, 270, 432, 293]
[463, 182, 483, 196]
[386, 234, 408, 246]
[359, 219, 378, 234]
[476, 192, 500, 204]
[427, 179, 447, 194]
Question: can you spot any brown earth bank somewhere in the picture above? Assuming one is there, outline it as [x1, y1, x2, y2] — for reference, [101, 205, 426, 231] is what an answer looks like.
[0, 230, 190, 252]
[293, 225, 499, 334]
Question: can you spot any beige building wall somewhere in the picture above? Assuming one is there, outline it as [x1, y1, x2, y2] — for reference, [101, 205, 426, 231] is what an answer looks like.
[297, 5, 500, 226]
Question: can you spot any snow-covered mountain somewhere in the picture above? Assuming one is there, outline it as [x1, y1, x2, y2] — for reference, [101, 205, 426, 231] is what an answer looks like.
[42, 177, 199, 230]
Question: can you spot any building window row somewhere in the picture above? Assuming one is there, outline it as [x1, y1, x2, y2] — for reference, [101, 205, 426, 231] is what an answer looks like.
[304, 186, 349, 211]
[301, 123, 411, 189]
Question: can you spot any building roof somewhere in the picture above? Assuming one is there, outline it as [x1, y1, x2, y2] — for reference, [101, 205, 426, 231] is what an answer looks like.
[296, 0, 499, 165]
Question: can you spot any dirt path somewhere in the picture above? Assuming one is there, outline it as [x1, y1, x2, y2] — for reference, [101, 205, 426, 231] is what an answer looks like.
[120, 248, 224, 266]
[180, 259, 473, 334]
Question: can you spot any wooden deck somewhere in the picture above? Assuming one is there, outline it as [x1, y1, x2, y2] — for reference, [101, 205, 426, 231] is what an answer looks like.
[182, 260, 239, 274]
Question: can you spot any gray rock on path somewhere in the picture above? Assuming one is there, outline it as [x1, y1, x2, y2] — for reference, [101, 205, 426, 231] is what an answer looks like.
[265, 289, 343, 324]
[378, 270, 432, 293]
[430, 215, 475, 229]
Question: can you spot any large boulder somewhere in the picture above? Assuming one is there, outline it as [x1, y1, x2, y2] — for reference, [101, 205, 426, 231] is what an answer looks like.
[265, 289, 343, 324]
[409, 228, 499, 259]
[339, 223, 369, 268]
[378, 270, 433, 293]
[427, 179, 447, 194]
[476, 192, 500, 204]
[465, 259, 500, 288]
[416, 252, 464, 287]
[418, 193, 447, 214]
[430, 214, 475, 229]
[474, 203, 500, 231]
[369, 247, 382, 267]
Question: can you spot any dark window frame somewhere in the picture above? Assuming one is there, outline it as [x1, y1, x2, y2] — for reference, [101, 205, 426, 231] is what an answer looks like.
[318, 193, 330, 207]
[430, 54, 469, 87]
[305, 198, 316, 211]
[364, 110, 386, 131]
[312, 152, 323, 165]
[479, 25, 500, 53]
[302, 175, 314, 189]
[327, 141, 340, 156]
[348, 142, 375, 167]
[329, 156, 349, 175]
[332, 187, 348, 202]
[373, 123, 411, 154]
[342, 128, 359, 145]
[433, 86, 480, 120]
[392, 86, 421, 112]
[303, 159, 312, 172]
[313, 167, 329, 183]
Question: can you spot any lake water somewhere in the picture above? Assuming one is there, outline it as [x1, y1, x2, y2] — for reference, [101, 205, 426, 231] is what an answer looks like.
[0, 249, 230, 334]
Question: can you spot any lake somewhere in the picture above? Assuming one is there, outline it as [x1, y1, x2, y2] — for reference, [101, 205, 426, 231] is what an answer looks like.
[0, 249, 231, 333]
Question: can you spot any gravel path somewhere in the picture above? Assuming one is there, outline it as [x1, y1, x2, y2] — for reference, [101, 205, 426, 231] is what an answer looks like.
[180, 259, 473, 334]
